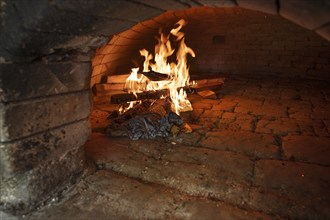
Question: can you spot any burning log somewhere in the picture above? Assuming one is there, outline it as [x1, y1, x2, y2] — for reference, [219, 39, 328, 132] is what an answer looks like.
[111, 89, 170, 104]
[142, 71, 169, 81]
[110, 77, 225, 104]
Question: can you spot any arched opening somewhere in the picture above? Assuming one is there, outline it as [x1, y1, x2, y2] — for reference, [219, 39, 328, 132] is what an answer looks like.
[0, 1, 329, 219]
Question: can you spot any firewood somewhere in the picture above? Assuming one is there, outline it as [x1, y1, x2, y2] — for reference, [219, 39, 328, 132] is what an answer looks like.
[142, 71, 169, 81]
[109, 78, 225, 104]
[197, 90, 217, 99]
[111, 89, 170, 104]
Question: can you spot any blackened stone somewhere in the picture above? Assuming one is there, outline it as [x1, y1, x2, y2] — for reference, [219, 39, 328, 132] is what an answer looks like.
[0, 145, 86, 215]
[0, 90, 91, 142]
[0, 62, 91, 102]
[55, 0, 164, 22]
[280, 0, 330, 30]
[0, 120, 90, 178]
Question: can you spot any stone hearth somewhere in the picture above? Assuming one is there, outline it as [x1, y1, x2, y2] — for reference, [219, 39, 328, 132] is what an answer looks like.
[24, 75, 330, 219]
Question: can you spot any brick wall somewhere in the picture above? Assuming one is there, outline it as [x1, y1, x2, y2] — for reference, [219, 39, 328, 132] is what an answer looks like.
[92, 7, 330, 84]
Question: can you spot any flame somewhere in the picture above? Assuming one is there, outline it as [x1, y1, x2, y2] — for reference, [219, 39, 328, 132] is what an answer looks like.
[124, 19, 195, 115]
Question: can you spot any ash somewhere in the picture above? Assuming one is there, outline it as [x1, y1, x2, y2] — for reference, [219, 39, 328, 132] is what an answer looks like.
[106, 100, 183, 140]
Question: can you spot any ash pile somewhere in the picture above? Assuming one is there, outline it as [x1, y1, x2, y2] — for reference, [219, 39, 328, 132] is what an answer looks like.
[106, 99, 191, 140]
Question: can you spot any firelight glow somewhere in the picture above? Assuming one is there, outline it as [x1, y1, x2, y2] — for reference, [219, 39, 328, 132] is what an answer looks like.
[123, 19, 196, 115]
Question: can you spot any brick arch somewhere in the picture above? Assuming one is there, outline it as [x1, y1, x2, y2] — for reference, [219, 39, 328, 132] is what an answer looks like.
[91, 4, 330, 87]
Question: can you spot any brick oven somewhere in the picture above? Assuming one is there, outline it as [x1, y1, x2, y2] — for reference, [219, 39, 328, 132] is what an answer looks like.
[1, 0, 330, 219]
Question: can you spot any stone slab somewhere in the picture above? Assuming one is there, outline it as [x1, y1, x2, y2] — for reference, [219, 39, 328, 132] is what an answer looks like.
[0, 62, 91, 102]
[250, 159, 330, 219]
[316, 23, 330, 41]
[0, 91, 91, 142]
[200, 130, 279, 159]
[280, 0, 330, 30]
[26, 170, 271, 220]
[137, 0, 189, 10]
[56, 0, 164, 22]
[282, 135, 330, 166]
[196, 0, 237, 7]
[236, 0, 278, 15]
[0, 120, 90, 178]
[85, 135, 254, 207]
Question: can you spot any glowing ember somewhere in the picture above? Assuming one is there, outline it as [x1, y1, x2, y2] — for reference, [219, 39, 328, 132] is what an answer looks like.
[124, 19, 195, 115]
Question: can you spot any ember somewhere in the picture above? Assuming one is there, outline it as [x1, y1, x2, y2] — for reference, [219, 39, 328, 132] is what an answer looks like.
[107, 100, 184, 140]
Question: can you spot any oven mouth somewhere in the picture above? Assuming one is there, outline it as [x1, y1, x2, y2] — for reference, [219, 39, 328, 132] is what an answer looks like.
[1, 2, 329, 219]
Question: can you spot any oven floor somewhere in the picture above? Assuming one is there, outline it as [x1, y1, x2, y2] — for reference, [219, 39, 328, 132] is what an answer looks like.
[27, 75, 330, 219]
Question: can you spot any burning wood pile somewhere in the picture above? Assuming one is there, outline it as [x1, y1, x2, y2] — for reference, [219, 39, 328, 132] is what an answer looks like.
[99, 19, 224, 140]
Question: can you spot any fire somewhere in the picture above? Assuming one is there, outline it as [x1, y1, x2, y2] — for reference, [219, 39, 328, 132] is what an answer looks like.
[124, 19, 195, 115]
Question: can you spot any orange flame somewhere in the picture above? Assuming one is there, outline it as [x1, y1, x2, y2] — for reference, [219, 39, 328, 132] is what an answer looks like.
[124, 19, 195, 115]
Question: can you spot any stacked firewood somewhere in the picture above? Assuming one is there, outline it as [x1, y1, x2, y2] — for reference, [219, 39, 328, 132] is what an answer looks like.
[92, 73, 225, 104]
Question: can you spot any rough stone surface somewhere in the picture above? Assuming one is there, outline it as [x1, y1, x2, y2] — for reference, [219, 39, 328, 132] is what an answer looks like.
[15, 75, 330, 219]
[282, 135, 330, 165]
[251, 159, 330, 219]
[26, 170, 270, 220]
[0, 120, 90, 178]
[236, 0, 278, 15]
[280, 0, 330, 29]
[137, 0, 189, 10]
[200, 130, 279, 159]
[56, 0, 164, 22]
[196, 0, 237, 7]
[0, 145, 87, 215]
[0, 91, 91, 142]
[85, 136, 253, 206]
[0, 62, 91, 102]
[316, 23, 330, 41]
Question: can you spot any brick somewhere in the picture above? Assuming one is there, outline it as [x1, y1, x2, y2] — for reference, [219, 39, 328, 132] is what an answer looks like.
[256, 119, 300, 136]
[312, 120, 329, 137]
[200, 130, 279, 159]
[200, 110, 223, 118]
[282, 135, 330, 165]
[234, 99, 263, 115]
[311, 106, 330, 119]
[251, 159, 330, 219]
[295, 119, 316, 136]
[0, 63, 91, 102]
[212, 99, 237, 111]
[280, 0, 330, 30]
[0, 120, 90, 178]
[0, 91, 91, 142]
[191, 102, 213, 110]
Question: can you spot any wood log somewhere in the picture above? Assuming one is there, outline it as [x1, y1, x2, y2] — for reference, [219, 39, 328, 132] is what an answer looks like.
[111, 89, 170, 104]
[197, 90, 217, 99]
[142, 71, 169, 81]
[110, 78, 225, 104]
